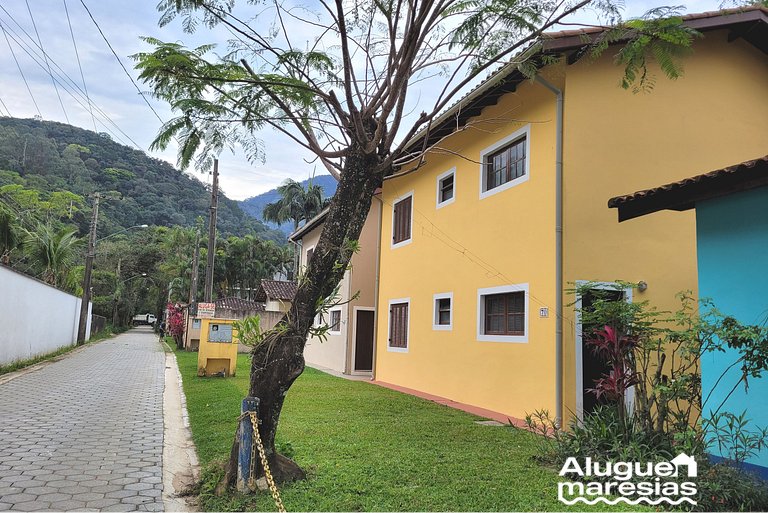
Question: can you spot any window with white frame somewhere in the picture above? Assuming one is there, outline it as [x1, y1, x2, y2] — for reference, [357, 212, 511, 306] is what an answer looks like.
[388, 299, 410, 351]
[436, 168, 455, 208]
[433, 292, 453, 330]
[477, 284, 529, 343]
[392, 193, 413, 247]
[480, 125, 530, 198]
[328, 309, 342, 334]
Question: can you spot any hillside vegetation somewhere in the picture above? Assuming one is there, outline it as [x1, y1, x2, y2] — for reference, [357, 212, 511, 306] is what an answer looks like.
[0, 117, 282, 240]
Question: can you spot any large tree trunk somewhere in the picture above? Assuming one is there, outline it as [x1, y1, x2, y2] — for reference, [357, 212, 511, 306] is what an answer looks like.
[222, 150, 383, 488]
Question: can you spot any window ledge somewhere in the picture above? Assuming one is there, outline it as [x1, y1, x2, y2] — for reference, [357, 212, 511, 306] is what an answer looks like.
[479, 174, 529, 200]
[477, 334, 528, 343]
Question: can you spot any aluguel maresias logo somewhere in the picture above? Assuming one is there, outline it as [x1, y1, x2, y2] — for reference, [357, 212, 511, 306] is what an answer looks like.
[557, 453, 698, 506]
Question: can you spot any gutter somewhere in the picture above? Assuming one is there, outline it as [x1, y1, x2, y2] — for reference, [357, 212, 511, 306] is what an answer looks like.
[534, 75, 564, 427]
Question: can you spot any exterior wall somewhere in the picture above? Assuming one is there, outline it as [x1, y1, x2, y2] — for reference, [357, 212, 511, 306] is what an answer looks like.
[376, 31, 768, 422]
[265, 299, 290, 313]
[376, 75, 559, 419]
[0, 265, 91, 366]
[562, 32, 768, 422]
[696, 187, 768, 470]
[300, 200, 382, 374]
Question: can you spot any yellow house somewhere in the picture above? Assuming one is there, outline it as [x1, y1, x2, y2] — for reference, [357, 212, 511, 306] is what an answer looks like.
[374, 7, 768, 426]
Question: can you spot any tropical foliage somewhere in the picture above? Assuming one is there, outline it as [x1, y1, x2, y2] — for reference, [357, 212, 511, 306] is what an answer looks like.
[262, 178, 330, 231]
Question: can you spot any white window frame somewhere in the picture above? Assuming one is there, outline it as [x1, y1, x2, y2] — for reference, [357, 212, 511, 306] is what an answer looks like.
[476, 283, 529, 343]
[304, 244, 315, 267]
[432, 292, 453, 331]
[435, 168, 456, 209]
[391, 191, 414, 249]
[387, 297, 410, 353]
[328, 307, 343, 335]
[479, 124, 531, 200]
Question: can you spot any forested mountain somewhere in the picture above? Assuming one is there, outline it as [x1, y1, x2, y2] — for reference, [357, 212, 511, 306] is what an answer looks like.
[239, 174, 337, 234]
[0, 117, 283, 241]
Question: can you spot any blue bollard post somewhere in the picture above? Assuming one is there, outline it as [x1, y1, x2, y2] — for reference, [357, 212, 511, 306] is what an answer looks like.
[237, 396, 260, 492]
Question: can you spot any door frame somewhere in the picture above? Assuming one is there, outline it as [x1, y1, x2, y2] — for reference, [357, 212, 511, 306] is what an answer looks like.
[351, 306, 376, 375]
[574, 280, 634, 422]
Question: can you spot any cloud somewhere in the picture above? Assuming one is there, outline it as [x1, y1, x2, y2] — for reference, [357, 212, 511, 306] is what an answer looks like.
[0, 0, 725, 200]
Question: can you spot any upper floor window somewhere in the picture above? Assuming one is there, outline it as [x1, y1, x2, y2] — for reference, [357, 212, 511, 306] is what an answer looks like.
[436, 168, 456, 208]
[306, 247, 314, 266]
[486, 137, 526, 191]
[392, 193, 413, 247]
[479, 125, 530, 199]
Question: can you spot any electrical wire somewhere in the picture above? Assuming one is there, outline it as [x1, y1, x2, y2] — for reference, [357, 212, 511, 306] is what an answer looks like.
[0, 96, 11, 117]
[0, 20, 42, 118]
[25, 0, 69, 124]
[78, 0, 166, 126]
[0, 11, 143, 149]
[63, 0, 97, 132]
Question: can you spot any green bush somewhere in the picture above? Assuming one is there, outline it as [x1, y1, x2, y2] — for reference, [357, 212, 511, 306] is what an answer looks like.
[696, 462, 768, 512]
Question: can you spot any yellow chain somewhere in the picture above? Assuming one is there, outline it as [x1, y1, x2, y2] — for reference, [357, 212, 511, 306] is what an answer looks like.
[244, 411, 286, 512]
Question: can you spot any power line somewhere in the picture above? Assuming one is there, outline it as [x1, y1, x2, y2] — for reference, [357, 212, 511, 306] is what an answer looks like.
[25, 0, 69, 124]
[63, 0, 97, 132]
[0, 20, 42, 118]
[0, 9, 143, 149]
[78, 0, 166, 126]
[0, 96, 11, 117]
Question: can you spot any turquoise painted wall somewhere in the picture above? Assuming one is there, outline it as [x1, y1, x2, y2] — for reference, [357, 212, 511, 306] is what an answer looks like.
[697, 186, 768, 471]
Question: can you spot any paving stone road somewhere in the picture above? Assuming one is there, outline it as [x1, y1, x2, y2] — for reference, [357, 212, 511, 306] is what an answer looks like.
[0, 328, 166, 512]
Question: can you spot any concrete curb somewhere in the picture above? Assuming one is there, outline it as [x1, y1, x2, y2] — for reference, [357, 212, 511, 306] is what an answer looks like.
[162, 351, 200, 512]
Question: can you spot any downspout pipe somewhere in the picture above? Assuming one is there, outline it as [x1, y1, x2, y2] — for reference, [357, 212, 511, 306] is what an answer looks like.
[534, 75, 564, 427]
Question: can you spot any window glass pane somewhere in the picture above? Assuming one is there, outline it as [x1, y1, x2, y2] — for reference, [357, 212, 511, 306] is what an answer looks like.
[330, 310, 340, 331]
[488, 315, 503, 333]
[508, 292, 524, 312]
[507, 314, 524, 334]
[439, 310, 451, 325]
[440, 175, 454, 202]
[485, 137, 526, 192]
[487, 296, 504, 315]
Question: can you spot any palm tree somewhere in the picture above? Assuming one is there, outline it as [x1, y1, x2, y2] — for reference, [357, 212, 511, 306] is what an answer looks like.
[24, 223, 84, 288]
[263, 178, 330, 231]
[0, 208, 22, 265]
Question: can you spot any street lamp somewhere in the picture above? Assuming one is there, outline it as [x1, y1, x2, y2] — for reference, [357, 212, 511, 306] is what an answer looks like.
[77, 219, 149, 344]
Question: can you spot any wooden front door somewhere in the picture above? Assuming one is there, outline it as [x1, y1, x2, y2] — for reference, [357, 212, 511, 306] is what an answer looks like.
[354, 310, 375, 372]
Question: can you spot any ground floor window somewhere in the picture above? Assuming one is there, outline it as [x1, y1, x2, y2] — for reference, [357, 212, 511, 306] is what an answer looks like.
[388, 299, 410, 351]
[433, 292, 453, 330]
[477, 284, 528, 343]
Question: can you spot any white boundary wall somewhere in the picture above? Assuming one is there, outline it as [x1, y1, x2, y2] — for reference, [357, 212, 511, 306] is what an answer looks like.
[0, 265, 91, 366]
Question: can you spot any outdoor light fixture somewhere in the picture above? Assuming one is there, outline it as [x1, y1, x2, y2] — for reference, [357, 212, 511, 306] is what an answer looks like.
[638, 281, 648, 292]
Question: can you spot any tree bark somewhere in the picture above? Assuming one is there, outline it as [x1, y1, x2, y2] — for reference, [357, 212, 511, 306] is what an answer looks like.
[223, 150, 383, 488]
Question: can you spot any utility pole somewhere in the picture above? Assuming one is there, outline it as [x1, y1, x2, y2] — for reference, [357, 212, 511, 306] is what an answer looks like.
[77, 193, 100, 344]
[188, 228, 200, 304]
[203, 159, 219, 302]
[112, 258, 121, 327]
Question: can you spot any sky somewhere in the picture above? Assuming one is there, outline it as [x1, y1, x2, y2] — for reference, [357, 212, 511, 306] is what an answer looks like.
[0, 0, 726, 200]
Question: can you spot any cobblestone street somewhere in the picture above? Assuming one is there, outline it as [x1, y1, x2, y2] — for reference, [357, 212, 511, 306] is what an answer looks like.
[0, 328, 166, 512]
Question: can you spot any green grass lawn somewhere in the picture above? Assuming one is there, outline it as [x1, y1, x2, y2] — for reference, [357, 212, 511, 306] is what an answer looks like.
[175, 350, 642, 511]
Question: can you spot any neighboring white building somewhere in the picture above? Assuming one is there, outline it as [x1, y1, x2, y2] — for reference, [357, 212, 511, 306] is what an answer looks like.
[290, 199, 382, 376]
